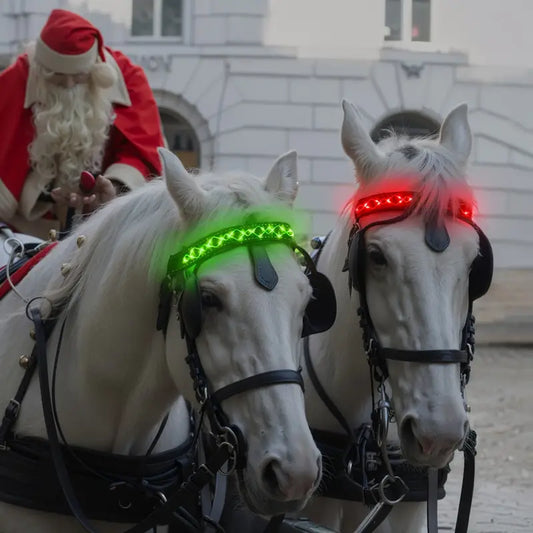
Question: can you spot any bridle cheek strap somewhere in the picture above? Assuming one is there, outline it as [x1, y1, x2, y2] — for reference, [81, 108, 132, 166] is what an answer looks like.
[212, 369, 304, 404]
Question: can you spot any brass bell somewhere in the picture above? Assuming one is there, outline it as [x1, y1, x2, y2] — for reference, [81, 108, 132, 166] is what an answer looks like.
[48, 229, 58, 241]
[19, 355, 30, 369]
[76, 235, 86, 248]
[60, 263, 72, 277]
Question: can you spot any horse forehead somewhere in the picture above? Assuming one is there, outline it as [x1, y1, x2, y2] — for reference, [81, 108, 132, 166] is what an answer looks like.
[368, 219, 477, 264]
[196, 245, 307, 293]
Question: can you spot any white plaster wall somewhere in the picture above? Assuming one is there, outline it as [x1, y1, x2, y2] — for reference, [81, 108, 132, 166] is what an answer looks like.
[266, 0, 533, 68]
[155, 52, 532, 269]
[1, 1, 532, 268]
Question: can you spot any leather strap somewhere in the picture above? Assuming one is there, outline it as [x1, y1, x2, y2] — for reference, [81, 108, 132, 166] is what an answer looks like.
[303, 336, 353, 438]
[199, 435, 227, 533]
[455, 430, 476, 533]
[376, 348, 470, 364]
[0, 349, 39, 446]
[354, 502, 394, 533]
[33, 309, 97, 533]
[263, 514, 285, 532]
[427, 468, 438, 533]
[249, 245, 278, 291]
[213, 369, 304, 404]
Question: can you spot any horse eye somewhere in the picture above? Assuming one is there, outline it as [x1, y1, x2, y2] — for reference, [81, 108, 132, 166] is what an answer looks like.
[201, 291, 222, 310]
[369, 249, 387, 266]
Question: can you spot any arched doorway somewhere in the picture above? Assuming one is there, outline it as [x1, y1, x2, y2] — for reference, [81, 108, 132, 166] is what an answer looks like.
[159, 109, 201, 169]
[371, 111, 440, 142]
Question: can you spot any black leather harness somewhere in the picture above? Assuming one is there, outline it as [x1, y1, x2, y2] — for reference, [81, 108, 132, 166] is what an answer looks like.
[0, 219, 336, 532]
[304, 191, 491, 532]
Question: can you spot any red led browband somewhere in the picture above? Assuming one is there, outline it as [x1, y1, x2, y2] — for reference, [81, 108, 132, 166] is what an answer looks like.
[353, 192, 473, 221]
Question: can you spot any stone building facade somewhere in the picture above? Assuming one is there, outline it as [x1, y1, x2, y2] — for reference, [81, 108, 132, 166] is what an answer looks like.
[1, 0, 532, 268]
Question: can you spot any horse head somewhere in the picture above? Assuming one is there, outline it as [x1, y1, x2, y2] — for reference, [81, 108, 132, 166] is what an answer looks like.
[340, 99, 492, 468]
[157, 149, 324, 514]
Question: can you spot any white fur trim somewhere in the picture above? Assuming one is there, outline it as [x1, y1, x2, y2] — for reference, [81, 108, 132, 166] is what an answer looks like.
[25, 49, 131, 108]
[18, 170, 52, 221]
[101, 50, 131, 106]
[0, 179, 18, 220]
[91, 62, 116, 89]
[35, 38, 98, 74]
[104, 164, 145, 190]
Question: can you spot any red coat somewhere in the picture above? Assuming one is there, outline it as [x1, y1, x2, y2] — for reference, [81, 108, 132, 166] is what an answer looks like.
[0, 48, 164, 232]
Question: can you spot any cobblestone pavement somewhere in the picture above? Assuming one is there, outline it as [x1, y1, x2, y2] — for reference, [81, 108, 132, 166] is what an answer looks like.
[438, 347, 533, 532]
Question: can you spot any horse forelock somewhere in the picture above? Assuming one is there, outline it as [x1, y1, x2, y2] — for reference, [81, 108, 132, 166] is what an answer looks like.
[344, 134, 474, 226]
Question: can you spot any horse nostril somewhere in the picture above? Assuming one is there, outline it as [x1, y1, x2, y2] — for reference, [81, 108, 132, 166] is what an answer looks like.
[400, 415, 416, 445]
[261, 459, 282, 497]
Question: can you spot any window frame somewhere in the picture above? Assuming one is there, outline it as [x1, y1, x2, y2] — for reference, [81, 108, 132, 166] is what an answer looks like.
[384, 0, 434, 49]
[128, 0, 190, 43]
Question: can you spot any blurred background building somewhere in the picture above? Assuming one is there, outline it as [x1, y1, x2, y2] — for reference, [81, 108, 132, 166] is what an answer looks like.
[2, 0, 533, 274]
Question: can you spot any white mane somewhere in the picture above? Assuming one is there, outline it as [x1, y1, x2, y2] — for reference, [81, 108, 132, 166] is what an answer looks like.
[45, 170, 290, 311]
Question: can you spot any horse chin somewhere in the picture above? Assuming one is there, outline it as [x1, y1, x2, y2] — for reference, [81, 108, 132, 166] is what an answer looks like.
[236, 468, 309, 517]
[399, 440, 456, 469]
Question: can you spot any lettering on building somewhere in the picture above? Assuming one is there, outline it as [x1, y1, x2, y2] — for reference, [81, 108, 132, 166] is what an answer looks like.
[130, 55, 172, 72]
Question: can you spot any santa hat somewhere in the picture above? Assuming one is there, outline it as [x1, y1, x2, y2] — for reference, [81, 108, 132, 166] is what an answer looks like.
[35, 9, 115, 87]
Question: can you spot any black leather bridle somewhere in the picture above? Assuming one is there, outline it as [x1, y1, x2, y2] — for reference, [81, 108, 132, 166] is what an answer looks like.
[304, 191, 493, 533]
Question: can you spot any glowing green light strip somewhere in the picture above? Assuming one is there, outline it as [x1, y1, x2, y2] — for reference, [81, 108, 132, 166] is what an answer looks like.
[169, 221, 295, 273]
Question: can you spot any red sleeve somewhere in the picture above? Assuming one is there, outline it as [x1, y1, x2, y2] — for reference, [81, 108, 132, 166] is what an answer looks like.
[103, 127, 152, 178]
[107, 49, 164, 178]
[0, 56, 34, 201]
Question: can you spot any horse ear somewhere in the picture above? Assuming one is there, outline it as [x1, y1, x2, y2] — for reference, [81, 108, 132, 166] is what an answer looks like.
[341, 99, 386, 184]
[264, 150, 299, 206]
[158, 148, 206, 220]
[439, 103, 472, 166]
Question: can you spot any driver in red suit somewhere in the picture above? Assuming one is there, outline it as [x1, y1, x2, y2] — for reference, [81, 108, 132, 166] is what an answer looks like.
[0, 9, 165, 238]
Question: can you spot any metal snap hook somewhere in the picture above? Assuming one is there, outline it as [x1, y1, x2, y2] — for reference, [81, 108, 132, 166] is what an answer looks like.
[217, 427, 239, 475]
[196, 385, 208, 405]
[378, 474, 409, 505]
[365, 338, 375, 356]
[156, 491, 167, 504]
[375, 387, 390, 448]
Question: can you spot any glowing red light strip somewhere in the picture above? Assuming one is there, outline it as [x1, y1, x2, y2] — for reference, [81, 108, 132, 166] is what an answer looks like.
[353, 192, 473, 221]
[353, 192, 415, 219]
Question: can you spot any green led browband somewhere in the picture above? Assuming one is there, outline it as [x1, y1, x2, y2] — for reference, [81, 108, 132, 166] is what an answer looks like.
[169, 221, 295, 273]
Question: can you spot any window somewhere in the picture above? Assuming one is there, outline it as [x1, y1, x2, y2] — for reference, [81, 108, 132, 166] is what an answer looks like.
[132, 0, 183, 38]
[160, 110, 200, 169]
[385, 0, 402, 41]
[371, 111, 440, 143]
[412, 0, 430, 42]
[385, 0, 431, 43]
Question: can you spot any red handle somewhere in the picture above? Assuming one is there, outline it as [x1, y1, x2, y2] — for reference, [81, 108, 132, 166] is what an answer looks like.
[80, 171, 96, 194]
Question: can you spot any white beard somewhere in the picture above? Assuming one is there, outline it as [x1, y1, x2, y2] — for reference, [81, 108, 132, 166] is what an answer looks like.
[29, 77, 113, 191]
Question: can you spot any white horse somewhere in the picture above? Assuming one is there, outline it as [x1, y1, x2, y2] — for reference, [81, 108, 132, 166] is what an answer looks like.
[0, 149, 323, 532]
[302, 100, 491, 532]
